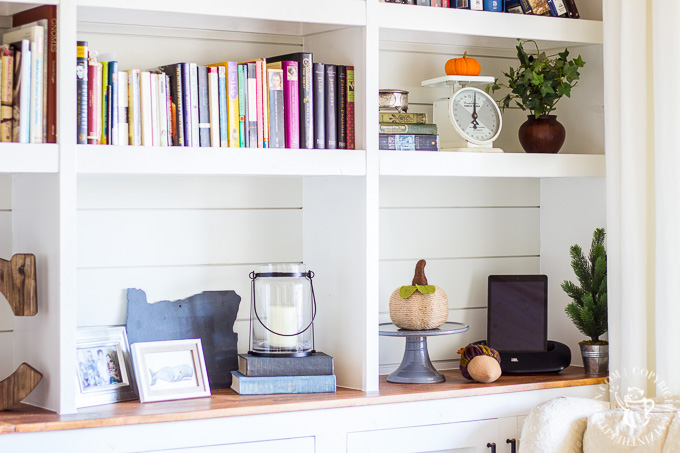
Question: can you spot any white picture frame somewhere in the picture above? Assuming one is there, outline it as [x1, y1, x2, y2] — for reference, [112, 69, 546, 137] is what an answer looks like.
[76, 326, 138, 408]
[131, 339, 211, 403]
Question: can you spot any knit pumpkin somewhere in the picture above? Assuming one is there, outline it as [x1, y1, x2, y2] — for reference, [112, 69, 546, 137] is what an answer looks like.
[389, 260, 448, 330]
[458, 343, 502, 383]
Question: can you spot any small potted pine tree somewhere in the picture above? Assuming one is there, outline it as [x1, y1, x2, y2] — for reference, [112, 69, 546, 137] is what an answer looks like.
[561, 228, 608, 375]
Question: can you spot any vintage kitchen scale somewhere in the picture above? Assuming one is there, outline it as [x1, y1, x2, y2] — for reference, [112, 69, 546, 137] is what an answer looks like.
[421, 75, 503, 152]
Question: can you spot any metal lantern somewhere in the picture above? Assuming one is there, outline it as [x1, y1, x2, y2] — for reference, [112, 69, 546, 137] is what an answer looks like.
[249, 263, 317, 357]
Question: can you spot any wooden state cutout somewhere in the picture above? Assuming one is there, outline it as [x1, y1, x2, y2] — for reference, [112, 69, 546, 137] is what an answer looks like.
[0, 254, 37, 316]
[0, 363, 42, 411]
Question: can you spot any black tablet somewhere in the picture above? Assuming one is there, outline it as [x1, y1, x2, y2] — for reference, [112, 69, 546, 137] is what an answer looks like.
[487, 275, 548, 353]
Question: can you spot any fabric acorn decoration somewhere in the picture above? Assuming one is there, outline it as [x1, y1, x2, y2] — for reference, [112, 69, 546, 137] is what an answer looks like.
[458, 343, 502, 383]
[389, 259, 448, 330]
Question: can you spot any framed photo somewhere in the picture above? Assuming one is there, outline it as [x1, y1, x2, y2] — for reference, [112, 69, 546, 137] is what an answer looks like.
[76, 326, 137, 408]
[131, 339, 211, 403]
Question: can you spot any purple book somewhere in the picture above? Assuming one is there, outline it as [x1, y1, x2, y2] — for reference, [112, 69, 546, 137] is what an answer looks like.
[281, 61, 300, 149]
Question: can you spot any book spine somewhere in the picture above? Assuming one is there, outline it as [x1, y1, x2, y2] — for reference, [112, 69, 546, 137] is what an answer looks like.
[196, 65, 210, 147]
[246, 62, 257, 147]
[118, 71, 128, 145]
[379, 123, 438, 134]
[100, 61, 108, 144]
[416, 0, 430, 5]
[238, 353, 334, 377]
[261, 59, 269, 148]
[528, 0, 550, 14]
[313, 63, 325, 149]
[108, 61, 119, 145]
[267, 68, 284, 148]
[149, 72, 159, 146]
[0, 48, 13, 142]
[237, 63, 247, 147]
[158, 73, 169, 147]
[255, 61, 263, 148]
[217, 65, 228, 147]
[564, 0, 579, 18]
[346, 65, 355, 150]
[76, 41, 88, 144]
[282, 61, 299, 149]
[378, 112, 427, 124]
[337, 65, 346, 149]
[518, 0, 534, 13]
[29, 26, 43, 144]
[231, 371, 336, 395]
[547, 0, 568, 16]
[297, 53, 313, 149]
[126, 69, 141, 146]
[18, 43, 31, 143]
[226, 61, 239, 148]
[139, 71, 152, 146]
[180, 63, 193, 146]
[158, 64, 182, 146]
[505, 0, 524, 13]
[189, 63, 199, 147]
[324, 64, 337, 149]
[208, 66, 220, 147]
[87, 61, 99, 144]
[470, 0, 483, 10]
[379, 134, 439, 151]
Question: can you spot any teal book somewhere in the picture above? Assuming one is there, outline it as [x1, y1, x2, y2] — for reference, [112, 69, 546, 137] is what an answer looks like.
[237, 63, 246, 147]
[230, 371, 336, 395]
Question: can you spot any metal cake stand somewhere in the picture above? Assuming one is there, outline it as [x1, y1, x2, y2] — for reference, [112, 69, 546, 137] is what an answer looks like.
[379, 321, 469, 384]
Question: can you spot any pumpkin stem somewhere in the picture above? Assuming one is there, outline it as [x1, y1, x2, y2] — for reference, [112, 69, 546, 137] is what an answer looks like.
[462, 51, 468, 59]
[412, 259, 428, 286]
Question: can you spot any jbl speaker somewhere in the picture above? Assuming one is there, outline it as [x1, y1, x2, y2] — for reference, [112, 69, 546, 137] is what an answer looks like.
[474, 340, 571, 374]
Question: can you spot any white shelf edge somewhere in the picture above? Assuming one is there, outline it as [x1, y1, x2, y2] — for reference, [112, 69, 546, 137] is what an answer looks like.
[378, 3, 602, 47]
[0, 144, 59, 174]
[77, 146, 367, 176]
[379, 151, 605, 178]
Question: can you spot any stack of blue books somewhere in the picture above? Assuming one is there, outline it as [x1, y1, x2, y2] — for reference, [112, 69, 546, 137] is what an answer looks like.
[231, 352, 336, 395]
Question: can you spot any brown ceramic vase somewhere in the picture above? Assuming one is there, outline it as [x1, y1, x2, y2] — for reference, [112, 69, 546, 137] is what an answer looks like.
[518, 114, 566, 154]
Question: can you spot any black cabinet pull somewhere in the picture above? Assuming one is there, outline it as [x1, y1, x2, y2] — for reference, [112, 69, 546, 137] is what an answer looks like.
[506, 438, 517, 453]
[487, 442, 496, 453]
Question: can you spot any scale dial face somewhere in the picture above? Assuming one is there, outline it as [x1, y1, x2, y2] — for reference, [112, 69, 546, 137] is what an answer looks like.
[448, 87, 502, 146]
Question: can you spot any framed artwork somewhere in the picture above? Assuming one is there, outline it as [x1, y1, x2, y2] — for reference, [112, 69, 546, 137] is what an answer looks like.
[76, 326, 137, 408]
[131, 339, 211, 403]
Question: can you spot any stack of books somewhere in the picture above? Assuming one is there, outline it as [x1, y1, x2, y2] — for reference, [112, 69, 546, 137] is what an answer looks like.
[0, 5, 57, 144]
[77, 45, 355, 150]
[378, 112, 439, 151]
[386, 0, 580, 18]
[231, 352, 336, 395]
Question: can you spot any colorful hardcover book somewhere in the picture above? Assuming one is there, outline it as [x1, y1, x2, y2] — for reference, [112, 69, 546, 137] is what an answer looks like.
[313, 62, 325, 149]
[527, 0, 550, 15]
[217, 65, 228, 147]
[165, 75, 172, 146]
[267, 61, 299, 149]
[157, 73, 169, 146]
[10, 40, 30, 143]
[127, 69, 141, 146]
[207, 66, 220, 147]
[379, 123, 438, 134]
[230, 371, 336, 395]
[261, 59, 269, 148]
[118, 70, 128, 145]
[149, 72, 159, 146]
[157, 63, 184, 146]
[3, 24, 44, 143]
[337, 65, 346, 149]
[324, 64, 337, 149]
[416, 0, 430, 5]
[547, 0, 568, 17]
[237, 63, 247, 147]
[238, 352, 334, 377]
[267, 68, 284, 148]
[180, 63, 194, 146]
[87, 59, 101, 144]
[108, 61, 119, 145]
[266, 52, 313, 149]
[564, 0, 579, 18]
[379, 112, 427, 124]
[196, 65, 210, 147]
[188, 62, 199, 147]
[518, 0, 534, 13]
[346, 65, 355, 150]
[100, 61, 108, 144]
[505, 0, 524, 13]
[246, 61, 257, 147]
[254, 61, 264, 148]
[379, 134, 439, 151]
[13, 5, 57, 143]
[139, 71, 152, 146]
[0, 46, 14, 142]
[227, 61, 239, 147]
[76, 41, 88, 144]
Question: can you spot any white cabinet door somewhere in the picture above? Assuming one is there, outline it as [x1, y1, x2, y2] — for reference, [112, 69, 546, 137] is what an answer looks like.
[148, 436, 314, 453]
[347, 419, 499, 453]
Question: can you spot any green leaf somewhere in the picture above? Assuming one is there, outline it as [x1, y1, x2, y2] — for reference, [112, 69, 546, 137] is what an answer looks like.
[416, 285, 436, 295]
[400, 286, 416, 299]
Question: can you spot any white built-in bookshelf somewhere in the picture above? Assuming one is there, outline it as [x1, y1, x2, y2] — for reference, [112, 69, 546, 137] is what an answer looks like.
[0, 0, 606, 416]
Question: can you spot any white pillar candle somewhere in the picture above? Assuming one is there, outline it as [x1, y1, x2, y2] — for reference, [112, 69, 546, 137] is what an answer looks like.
[268, 306, 299, 348]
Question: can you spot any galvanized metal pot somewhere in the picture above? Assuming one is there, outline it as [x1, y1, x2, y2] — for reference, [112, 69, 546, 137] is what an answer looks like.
[580, 343, 608, 375]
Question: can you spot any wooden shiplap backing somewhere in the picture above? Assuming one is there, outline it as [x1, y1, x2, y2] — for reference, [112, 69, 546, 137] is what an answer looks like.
[77, 176, 303, 340]
[379, 177, 540, 370]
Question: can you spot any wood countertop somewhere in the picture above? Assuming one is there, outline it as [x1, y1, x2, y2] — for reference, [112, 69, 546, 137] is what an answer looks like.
[0, 366, 606, 434]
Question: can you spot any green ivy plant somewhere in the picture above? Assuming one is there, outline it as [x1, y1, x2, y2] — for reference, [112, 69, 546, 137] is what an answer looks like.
[486, 39, 585, 118]
[561, 228, 607, 344]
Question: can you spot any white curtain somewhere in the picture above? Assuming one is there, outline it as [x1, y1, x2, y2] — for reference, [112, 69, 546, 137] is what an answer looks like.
[604, 0, 680, 397]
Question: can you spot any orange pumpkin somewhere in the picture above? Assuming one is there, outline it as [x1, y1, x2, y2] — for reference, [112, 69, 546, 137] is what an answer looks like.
[445, 51, 481, 76]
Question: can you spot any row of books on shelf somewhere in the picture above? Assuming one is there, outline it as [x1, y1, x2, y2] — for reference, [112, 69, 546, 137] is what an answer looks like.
[231, 352, 336, 395]
[76, 45, 355, 150]
[388, 0, 580, 18]
[0, 5, 57, 144]
[379, 112, 440, 151]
